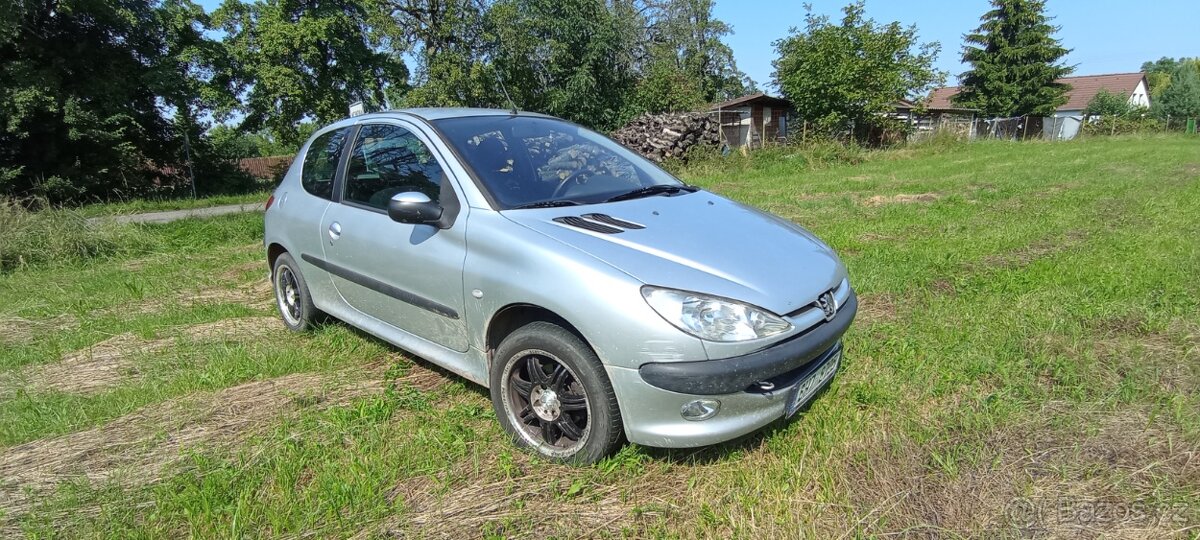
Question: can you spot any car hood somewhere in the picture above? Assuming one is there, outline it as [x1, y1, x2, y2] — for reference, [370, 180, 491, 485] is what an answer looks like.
[500, 191, 846, 315]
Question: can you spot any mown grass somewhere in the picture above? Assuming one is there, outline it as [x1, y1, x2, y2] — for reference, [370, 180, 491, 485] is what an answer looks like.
[2, 134, 1198, 538]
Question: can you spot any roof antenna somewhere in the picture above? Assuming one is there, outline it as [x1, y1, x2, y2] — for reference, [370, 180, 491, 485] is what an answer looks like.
[494, 69, 518, 115]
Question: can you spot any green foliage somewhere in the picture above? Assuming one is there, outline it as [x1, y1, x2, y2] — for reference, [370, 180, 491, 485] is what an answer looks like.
[1141, 57, 1200, 99]
[641, 0, 754, 105]
[487, 0, 640, 130]
[1155, 63, 1200, 119]
[214, 0, 407, 146]
[1084, 89, 1133, 117]
[954, 0, 1073, 117]
[771, 2, 944, 137]
[624, 53, 707, 117]
[207, 124, 310, 159]
[0, 0, 189, 202]
[380, 0, 493, 108]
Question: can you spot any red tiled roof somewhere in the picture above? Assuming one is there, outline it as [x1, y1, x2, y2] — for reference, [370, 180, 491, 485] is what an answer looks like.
[925, 73, 1148, 112]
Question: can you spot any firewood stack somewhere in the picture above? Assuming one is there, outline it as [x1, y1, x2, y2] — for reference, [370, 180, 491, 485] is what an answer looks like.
[611, 112, 721, 162]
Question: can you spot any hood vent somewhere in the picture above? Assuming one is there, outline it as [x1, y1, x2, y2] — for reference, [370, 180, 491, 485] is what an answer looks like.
[553, 216, 623, 234]
[582, 213, 645, 230]
[552, 213, 646, 234]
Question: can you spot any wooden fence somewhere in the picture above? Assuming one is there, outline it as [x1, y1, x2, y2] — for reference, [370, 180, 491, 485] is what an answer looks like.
[237, 155, 294, 181]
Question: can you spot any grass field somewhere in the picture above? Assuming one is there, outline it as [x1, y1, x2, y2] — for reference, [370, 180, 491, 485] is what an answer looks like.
[1, 135, 1197, 538]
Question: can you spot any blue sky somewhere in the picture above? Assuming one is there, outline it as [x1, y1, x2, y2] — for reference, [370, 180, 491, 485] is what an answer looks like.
[714, 0, 1200, 91]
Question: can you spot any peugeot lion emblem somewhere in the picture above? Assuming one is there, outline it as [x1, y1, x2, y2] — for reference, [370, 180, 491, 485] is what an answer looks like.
[817, 292, 837, 322]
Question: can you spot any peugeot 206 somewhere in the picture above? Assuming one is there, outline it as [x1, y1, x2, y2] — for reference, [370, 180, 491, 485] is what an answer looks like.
[263, 108, 857, 464]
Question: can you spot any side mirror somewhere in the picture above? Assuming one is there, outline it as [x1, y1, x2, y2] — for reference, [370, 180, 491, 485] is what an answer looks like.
[387, 192, 443, 226]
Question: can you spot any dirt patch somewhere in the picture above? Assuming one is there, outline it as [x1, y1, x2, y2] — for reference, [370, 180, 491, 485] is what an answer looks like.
[839, 407, 1200, 538]
[0, 314, 78, 345]
[861, 193, 941, 207]
[981, 230, 1088, 270]
[857, 293, 900, 324]
[21, 317, 286, 395]
[0, 372, 383, 523]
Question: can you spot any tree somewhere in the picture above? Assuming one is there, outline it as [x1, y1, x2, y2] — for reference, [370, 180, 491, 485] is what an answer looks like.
[642, 0, 753, 104]
[0, 0, 232, 202]
[1083, 89, 1132, 117]
[377, 0, 494, 107]
[772, 2, 944, 136]
[953, 0, 1073, 117]
[1141, 57, 1200, 100]
[1156, 64, 1200, 119]
[214, 0, 407, 146]
[487, 0, 640, 130]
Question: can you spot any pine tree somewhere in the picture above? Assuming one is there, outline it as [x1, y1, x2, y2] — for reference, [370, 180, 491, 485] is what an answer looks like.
[953, 0, 1073, 117]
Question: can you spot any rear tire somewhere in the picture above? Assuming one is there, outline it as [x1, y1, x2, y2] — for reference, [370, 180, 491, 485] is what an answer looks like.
[490, 321, 624, 465]
[272, 252, 318, 332]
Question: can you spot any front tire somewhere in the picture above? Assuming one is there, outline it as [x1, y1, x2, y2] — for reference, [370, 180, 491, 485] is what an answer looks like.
[272, 252, 318, 332]
[490, 322, 624, 464]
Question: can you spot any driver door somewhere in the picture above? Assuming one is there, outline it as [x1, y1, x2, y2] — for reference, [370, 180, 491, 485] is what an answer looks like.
[317, 121, 469, 352]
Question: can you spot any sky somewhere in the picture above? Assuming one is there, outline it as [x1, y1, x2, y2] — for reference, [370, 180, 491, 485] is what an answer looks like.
[714, 0, 1200, 92]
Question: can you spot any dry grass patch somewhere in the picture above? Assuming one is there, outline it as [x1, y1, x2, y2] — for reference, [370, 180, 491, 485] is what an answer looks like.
[981, 231, 1088, 270]
[856, 292, 900, 324]
[861, 193, 941, 207]
[356, 456, 685, 538]
[20, 316, 286, 395]
[837, 407, 1200, 538]
[0, 314, 77, 345]
[0, 371, 383, 527]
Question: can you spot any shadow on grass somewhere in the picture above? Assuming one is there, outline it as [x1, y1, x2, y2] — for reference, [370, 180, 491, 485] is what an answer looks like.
[314, 316, 832, 466]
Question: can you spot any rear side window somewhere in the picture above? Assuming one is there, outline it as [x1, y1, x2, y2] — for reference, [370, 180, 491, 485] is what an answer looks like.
[343, 124, 444, 210]
[301, 129, 348, 200]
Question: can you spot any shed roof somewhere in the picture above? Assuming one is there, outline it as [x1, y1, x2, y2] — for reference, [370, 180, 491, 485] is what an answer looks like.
[925, 72, 1148, 113]
[710, 92, 792, 110]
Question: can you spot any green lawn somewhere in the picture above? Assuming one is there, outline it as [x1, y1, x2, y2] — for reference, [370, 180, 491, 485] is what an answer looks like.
[1, 135, 1197, 538]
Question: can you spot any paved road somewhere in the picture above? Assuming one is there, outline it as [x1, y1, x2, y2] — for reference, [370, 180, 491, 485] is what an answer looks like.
[90, 202, 265, 225]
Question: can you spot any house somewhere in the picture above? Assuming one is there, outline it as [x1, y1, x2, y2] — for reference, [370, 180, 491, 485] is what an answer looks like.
[710, 93, 793, 148]
[925, 72, 1151, 140]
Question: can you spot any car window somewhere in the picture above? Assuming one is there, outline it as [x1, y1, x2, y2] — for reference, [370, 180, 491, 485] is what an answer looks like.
[343, 124, 443, 210]
[433, 116, 681, 209]
[301, 128, 348, 200]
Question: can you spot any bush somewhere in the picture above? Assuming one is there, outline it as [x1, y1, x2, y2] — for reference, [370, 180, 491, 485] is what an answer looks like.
[1081, 113, 1164, 137]
[0, 198, 146, 272]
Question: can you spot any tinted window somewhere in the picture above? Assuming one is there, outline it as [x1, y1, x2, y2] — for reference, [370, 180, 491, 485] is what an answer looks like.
[344, 124, 444, 210]
[301, 128, 348, 200]
[433, 116, 681, 209]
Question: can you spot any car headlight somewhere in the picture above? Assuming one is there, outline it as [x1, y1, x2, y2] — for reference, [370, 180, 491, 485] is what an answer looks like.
[641, 286, 791, 342]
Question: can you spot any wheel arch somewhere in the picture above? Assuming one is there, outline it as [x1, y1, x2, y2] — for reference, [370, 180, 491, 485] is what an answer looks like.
[266, 242, 288, 271]
[485, 304, 591, 363]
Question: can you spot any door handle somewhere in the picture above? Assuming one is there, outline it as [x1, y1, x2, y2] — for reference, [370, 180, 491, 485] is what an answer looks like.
[328, 221, 342, 240]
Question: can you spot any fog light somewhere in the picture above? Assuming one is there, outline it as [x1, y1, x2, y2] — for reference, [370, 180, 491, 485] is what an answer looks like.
[680, 399, 720, 421]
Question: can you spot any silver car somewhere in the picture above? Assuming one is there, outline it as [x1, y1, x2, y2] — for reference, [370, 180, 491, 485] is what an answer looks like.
[264, 109, 856, 464]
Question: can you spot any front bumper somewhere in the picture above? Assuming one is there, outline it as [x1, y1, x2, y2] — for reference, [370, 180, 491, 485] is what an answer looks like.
[609, 290, 857, 448]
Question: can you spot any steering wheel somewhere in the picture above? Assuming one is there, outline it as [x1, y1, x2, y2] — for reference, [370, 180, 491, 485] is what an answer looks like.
[550, 169, 591, 199]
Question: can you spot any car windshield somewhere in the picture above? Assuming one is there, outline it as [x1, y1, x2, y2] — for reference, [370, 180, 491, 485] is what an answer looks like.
[432, 115, 686, 209]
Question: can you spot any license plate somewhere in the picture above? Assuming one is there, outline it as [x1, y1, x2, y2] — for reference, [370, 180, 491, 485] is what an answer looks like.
[785, 352, 840, 418]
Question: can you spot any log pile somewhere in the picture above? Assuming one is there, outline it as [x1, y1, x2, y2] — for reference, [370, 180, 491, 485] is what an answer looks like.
[611, 112, 720, 162]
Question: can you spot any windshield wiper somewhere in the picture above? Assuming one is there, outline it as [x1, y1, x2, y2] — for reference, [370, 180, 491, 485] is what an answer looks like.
[604, 184, 698, 203]
[511, 199, 582, 209]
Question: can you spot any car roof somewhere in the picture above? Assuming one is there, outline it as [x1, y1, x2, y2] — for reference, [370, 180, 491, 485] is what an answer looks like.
[350, 107, 555, 123]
